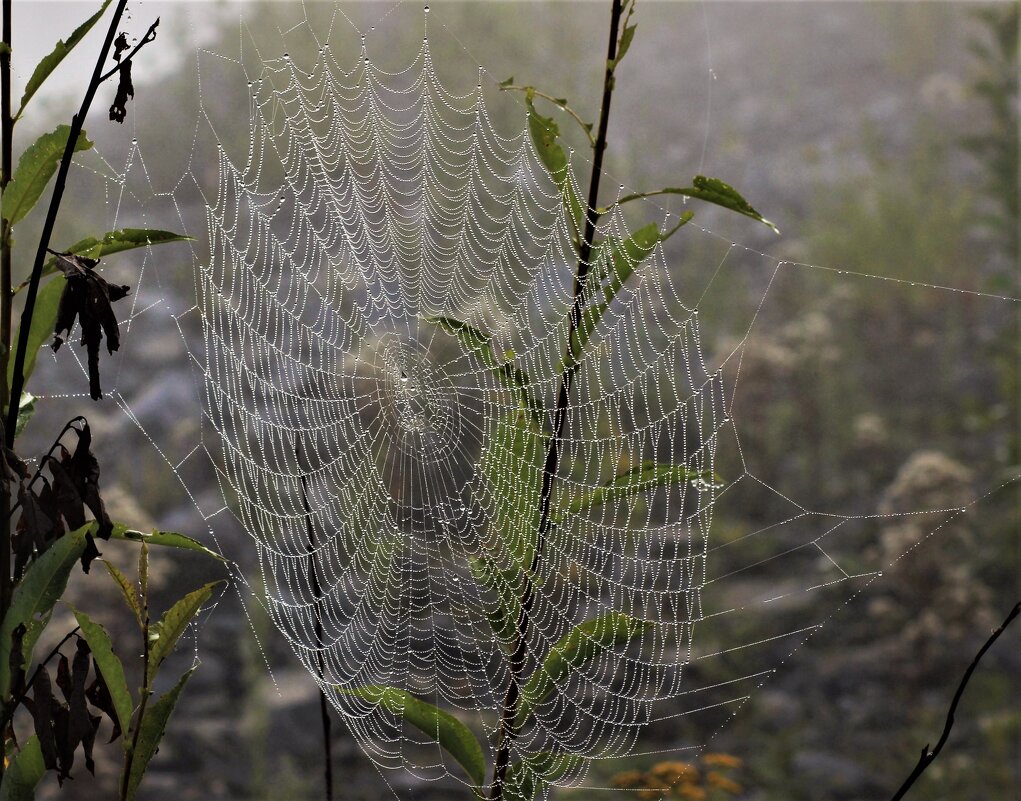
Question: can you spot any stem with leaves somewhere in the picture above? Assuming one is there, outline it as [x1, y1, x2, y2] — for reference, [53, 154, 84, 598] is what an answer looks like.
[120, 545, 151, 801]
[4, 0, 139, 446]
[489, 2, 625, 798]
[298, 445, 334, 801]
[0, 0, 13, 703]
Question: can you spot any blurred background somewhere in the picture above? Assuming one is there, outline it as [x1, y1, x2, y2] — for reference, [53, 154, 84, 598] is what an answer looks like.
[8, 1, 1018, 799]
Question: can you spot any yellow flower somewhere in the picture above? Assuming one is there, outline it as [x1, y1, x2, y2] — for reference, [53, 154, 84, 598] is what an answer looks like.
[701, 753, 743, 769]
[650, 761, 699, 785]
[611, 770, 647, 789]
[705, 771, 743, 795]
[676, 785, 707, 801]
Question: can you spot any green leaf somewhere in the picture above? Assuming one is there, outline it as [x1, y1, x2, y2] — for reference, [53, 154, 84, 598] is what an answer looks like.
[17, 0, 113, 118]
[344, 686, 486, 785]
[0, 736, 45, 801]
[611, 24, 638, 70]
[499, 76, 514, 88]
[505, 753, 584, 801]
[69, 607, 133, 737]
[557, 461, 717, 522]
[123, 667, 195, 801]
[516, 612, 647, 726]
[110, 524, 226, 562]
[427, 316, 541, 426]
[29, 228, 193, 290]
[8, 276, 64, 392]
[14, 392, 35, 438]
[147, 582, 219, 683]
[525, 93, 585, 239]
[19, 611, 52, 678]
[103, 559, 143, 628]
[480, 409, 546, 570]
[2, 125, 93, 227]
[569, 213, 693, 366]
[0, 525, 88, 698]
[617, 179, 778, 233]
[468, 557, 522, 645]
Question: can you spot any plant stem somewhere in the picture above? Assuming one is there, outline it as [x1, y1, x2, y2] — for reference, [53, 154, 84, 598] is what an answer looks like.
[298, 444, 334, 801]
[890, 601, 1020, 801]
[121, 566, 151, 801]
[488, 2, 624, 797]
[5, 0, 130, 448]
[0, 5, 13, 771]
[1, 0, 12, 413]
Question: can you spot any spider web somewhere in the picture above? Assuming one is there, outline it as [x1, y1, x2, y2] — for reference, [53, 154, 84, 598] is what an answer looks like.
[27, 2, 1019, 798]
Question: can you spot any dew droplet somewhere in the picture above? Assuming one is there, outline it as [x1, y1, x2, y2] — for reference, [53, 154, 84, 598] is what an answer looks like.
[424, 4, 430, 12]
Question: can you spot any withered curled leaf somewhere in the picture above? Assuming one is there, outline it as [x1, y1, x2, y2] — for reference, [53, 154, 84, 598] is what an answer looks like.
[111, 32, 129, 62]
[31, 666, 59, 772]
[49, 251, 130, 400]
[85, 658, 123, 742]
[109, 60, 133, 124]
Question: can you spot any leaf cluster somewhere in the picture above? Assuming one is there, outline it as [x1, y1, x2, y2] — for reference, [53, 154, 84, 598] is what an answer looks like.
[0, 5, 209, 801]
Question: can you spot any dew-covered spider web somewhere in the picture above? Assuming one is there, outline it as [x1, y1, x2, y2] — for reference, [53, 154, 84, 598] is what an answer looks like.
[28, 1, 1019, 798]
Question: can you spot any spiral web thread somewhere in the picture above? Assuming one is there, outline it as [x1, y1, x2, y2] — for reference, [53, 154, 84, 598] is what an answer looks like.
[31, 2, 1019, 797]
[201, 17, 728, 789]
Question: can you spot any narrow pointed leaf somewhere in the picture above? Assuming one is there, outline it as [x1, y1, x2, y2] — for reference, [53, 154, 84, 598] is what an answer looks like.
[0, 524, 89, 698]
[17, 0, 113, 117]
[570, 213, 693, 366]
[516, 612, 647, 726]
[69, 607, 133, 737]
[7, 274, 63, 393]
[345, 686, 486, 785]
[468, 557, 522, 645]
[29, 229, 193, 290]
[2, 126, 93, 227]
[557, 461, 717, 521]
[123, 668, 195, 801]
[427, 316, 540, 425]
[147, 582, 219, 683]
[102, 560, 143, 627]
[109, 524, 225, 562]
[617, 179, 777, 233]
[0, 736, 45, 801]
[14, 393, 36, 438]
[525, 94, 585, 239]
[480, 409, 546, 570]
[505, 753, 584, 801]
[612, 24, 638, 69]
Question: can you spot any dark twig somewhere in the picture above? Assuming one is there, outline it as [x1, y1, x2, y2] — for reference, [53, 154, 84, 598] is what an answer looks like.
[6, 0, 131, 446]
[297, 443, 334, 801]
[98, 18, 160, 83]
[890, 601, 1021, 801]
[7, 416, 88, 518]
[489, 2, 625, 798]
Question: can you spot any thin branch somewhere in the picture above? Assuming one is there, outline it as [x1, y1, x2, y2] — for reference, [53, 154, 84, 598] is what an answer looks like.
[890, 601, 1021, 801]
[0, 0, 14, 717]
[97, 18, 160, 83]
[6, 0, 131, 446]
[297, 442, 334, 801]
[489, 3, 625, 798]
[499, 84, 596, 147]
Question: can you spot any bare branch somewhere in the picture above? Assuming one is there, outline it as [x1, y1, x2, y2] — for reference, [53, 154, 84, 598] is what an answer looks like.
[890, 601, 1021, 801]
